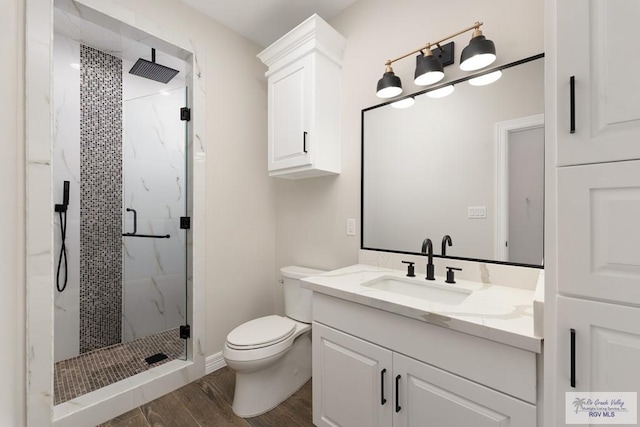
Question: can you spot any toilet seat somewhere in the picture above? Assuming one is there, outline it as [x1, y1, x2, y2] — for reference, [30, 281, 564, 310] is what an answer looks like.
[227, 315, 296, 350]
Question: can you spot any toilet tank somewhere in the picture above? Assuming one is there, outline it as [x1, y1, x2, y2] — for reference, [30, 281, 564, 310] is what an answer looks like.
[281, 265, 326, 323]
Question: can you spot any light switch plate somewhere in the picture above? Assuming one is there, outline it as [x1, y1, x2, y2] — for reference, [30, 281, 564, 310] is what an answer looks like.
[468, 206, 487, 219]
[346, 218, 356, 236]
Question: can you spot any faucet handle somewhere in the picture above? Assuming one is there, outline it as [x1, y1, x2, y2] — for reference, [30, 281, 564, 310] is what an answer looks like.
[445, 267, 462, 284]
[401, 261, 416, 277]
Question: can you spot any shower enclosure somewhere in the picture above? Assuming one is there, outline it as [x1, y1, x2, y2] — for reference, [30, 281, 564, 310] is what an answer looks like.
[53, 24, 189, 404]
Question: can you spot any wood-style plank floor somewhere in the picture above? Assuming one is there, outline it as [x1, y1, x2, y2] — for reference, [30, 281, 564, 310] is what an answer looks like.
[98, 367, 314, 427]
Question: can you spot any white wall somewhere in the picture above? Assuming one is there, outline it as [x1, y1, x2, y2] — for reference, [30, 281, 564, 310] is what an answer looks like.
[1, 0, 26, 424]
[273, 0, 544, 314]
[53, 33, 81, 362]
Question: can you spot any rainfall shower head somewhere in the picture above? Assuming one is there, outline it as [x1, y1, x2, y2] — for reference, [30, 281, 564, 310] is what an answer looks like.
[129, 48, 179, 84]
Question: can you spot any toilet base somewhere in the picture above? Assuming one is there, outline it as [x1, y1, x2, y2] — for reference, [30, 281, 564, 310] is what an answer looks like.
[231, 332, 312, 418]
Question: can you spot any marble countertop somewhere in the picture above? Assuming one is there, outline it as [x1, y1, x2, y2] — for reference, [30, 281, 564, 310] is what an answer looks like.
[302, 264, 542, 353]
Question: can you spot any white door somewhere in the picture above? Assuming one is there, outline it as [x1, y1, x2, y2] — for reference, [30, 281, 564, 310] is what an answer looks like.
[393, 353, 536, 427]
[268, 55, 312, 172]
[507, 126, 544, 265]
[556, 0, 640, 166]
[312, 323, 392, 427]
[557, 296, 640, 426]
[558, 160, 640, 305]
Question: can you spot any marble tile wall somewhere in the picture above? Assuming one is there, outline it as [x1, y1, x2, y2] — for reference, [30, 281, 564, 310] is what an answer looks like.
[79, 44, 123, 354]
[122, 88, 187, 342]
[53, 33, 81, 362]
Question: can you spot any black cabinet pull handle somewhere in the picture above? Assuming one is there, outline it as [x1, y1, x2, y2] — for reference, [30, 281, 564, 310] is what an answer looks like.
[395, 374, 401, 413]
[381, 369, 387, 405]
[570, 328, 576, 388]
[303, 131, 308, 153]
[570, 76, 576, 134]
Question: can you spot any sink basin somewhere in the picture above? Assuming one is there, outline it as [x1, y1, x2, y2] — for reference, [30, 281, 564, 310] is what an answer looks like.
[361, 276, 471, 305]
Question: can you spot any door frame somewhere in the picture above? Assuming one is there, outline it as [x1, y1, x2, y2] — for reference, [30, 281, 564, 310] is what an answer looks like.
[495, 114, 545, 261]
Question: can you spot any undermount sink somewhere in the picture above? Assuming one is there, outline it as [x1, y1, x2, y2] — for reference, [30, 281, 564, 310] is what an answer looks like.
[361, 276, 471, 305]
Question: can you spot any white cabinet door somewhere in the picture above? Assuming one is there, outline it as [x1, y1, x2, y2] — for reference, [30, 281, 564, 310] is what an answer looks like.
[313, 322, 393, 427]
[393, 353, 536, 427]
[268, 55, 312, 172]
[556, 0, 640, 166]
[556, 296, 640, 426]
[558, 160, 640, 305]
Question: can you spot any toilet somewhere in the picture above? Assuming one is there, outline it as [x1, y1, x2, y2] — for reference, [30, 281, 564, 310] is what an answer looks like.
[223, 265, 325, 418]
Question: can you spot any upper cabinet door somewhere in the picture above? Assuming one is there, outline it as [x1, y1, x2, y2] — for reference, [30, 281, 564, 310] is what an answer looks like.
[558, 160, 640, 305]
[268, 56, 312, 172]
[557, 0, 640, 166]
[258, 14, 345, 179]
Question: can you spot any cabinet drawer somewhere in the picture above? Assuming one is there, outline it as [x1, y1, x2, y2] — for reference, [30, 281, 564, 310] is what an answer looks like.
[313, 293, 537, 404]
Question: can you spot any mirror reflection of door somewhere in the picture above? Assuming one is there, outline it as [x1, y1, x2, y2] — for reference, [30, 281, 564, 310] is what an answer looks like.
[507, 126, 544, 264]
[495, 114, 544, 265]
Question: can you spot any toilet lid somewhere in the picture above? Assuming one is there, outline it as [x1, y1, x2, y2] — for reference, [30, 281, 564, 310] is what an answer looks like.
[227, 315, 296, 349]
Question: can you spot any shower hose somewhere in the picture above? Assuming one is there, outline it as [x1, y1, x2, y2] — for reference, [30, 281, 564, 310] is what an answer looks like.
[56, 209, 68, 292]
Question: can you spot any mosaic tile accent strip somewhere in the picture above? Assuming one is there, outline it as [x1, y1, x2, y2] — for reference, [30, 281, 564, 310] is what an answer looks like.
[80, 45, 124, 354]
[54, 327, 185, 405]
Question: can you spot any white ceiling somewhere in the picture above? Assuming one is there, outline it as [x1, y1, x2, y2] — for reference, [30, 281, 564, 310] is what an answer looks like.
[179, 0, 358, 47]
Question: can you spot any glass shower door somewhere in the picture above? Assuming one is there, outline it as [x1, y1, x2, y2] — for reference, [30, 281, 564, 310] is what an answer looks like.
[122, 87, 187, 361]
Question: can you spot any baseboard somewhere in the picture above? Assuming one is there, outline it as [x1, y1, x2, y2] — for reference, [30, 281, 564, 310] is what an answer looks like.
[205, 351, 227, 374]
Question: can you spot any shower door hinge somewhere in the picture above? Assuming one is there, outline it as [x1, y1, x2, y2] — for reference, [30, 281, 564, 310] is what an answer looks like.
[180, 107, 191, 121]
[180, 324, 191, 339]
[180, 216, 191, 230]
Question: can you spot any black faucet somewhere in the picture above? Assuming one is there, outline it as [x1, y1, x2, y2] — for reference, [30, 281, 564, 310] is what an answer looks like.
[441, 235, 452, 256]
[421, 238, 435, 281]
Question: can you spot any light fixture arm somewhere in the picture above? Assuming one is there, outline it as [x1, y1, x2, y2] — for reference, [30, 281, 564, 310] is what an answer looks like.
[383, 21, 483, 66]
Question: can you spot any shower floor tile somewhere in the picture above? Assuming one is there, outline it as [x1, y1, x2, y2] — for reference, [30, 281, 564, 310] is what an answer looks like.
[54, 328, 184, 405]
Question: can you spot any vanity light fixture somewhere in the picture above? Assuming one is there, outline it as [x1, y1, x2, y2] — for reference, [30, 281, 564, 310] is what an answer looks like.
[376, 64, 403, 98]
[376, 21, 496, 98]
[468, 70, 502, 86]
[390, 97, 416, 109]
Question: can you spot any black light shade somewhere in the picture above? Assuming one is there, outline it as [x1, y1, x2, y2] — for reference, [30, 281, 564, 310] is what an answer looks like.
[414, 51, 444, 86]
[460, 33, 496, 71]
[376, 70, 403, 98]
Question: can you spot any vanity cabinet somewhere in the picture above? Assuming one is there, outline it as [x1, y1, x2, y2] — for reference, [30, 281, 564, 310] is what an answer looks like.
[257, 14, 345, 179]
[556, 0, 640, 166]
[312, 294, 537, 427]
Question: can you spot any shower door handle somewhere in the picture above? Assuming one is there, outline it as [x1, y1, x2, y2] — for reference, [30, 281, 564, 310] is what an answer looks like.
[126, 208, 137, 234]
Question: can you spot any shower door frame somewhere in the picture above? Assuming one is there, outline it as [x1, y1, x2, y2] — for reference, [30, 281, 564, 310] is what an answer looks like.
[25, 0, 207, 425]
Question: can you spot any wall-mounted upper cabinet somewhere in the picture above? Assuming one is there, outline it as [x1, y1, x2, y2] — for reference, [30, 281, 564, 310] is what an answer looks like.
[258, 14, 346, 179]
[556, 0, 640, 166]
